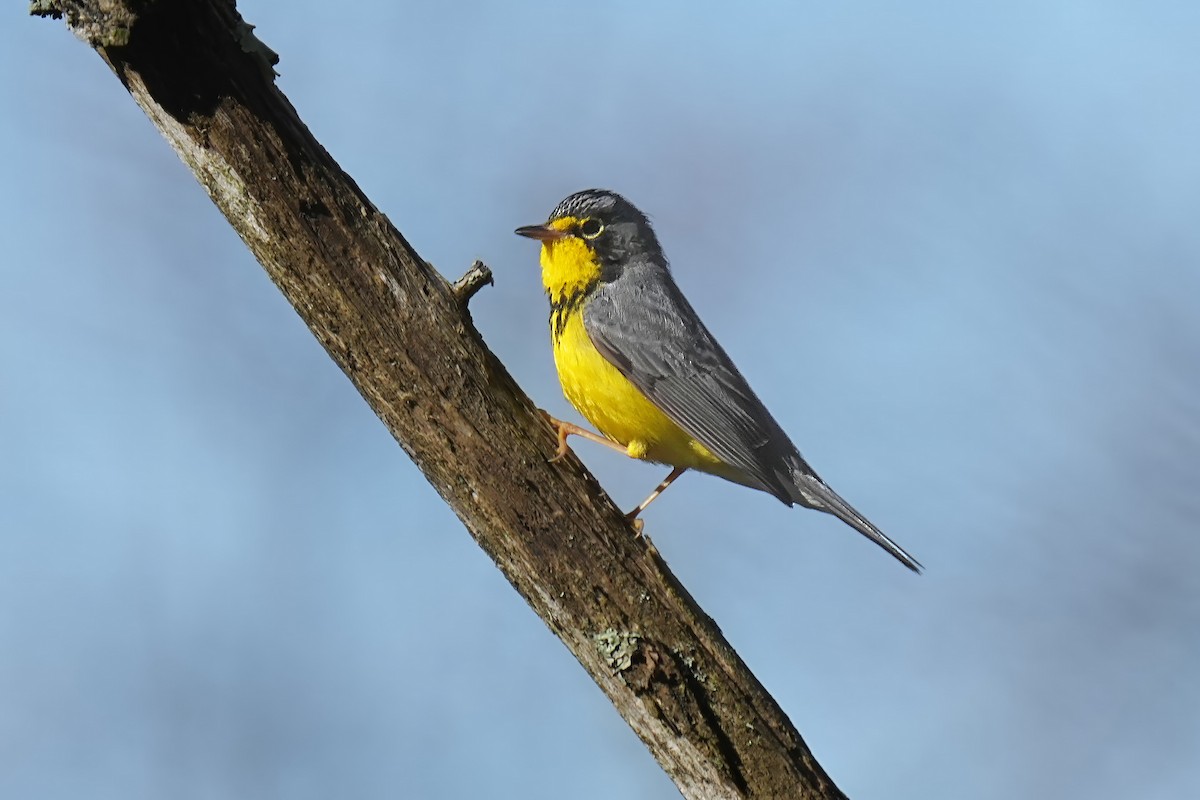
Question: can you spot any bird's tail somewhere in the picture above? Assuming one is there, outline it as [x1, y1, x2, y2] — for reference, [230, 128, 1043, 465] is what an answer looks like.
[789, 470, 922, 573]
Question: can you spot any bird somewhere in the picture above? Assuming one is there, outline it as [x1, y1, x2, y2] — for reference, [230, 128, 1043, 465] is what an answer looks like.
[515, 189, 921, 572]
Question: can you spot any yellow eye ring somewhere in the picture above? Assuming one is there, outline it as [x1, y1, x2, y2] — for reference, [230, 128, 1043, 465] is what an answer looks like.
[579, 218, 604, 239]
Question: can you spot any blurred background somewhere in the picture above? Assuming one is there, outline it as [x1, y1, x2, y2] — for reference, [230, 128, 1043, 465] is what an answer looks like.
[3, 1, 1198, 798]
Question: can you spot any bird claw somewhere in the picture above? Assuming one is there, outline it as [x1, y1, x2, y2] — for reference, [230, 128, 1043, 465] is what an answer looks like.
[541, 410, 572, 462]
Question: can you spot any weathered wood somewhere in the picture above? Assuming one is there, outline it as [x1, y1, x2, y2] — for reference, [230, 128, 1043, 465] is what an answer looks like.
[32, 1, 849, 796]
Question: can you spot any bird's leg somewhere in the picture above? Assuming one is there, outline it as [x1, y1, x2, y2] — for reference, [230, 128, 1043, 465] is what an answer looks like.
[625, 466, 687, 534]
[540, 411, 627, 462]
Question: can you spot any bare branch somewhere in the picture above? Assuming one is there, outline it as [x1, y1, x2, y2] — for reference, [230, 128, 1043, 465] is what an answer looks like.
[32, 1, 850, 796]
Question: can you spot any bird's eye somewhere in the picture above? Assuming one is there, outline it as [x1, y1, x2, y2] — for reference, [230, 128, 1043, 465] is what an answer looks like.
[578, 218, 604, 239]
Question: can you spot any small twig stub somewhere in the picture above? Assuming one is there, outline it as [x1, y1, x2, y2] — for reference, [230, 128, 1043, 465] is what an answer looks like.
[452, 259, 494, 305]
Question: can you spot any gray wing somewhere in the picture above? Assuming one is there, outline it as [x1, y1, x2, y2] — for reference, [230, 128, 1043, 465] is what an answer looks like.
[582, 264, 803, 503]
[585, 264, 924, 572]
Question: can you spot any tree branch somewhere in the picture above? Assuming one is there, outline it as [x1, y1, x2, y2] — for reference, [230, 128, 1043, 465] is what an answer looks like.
[33, 1, 849, 796]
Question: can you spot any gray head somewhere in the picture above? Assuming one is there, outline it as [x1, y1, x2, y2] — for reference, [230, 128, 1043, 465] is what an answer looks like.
[516, 189, 667, 274]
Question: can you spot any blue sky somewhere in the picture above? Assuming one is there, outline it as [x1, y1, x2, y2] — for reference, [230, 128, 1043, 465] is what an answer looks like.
[3, 2, 1198, 798]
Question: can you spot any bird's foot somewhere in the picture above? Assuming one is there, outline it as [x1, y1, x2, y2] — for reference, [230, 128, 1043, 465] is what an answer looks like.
[539, 411, 573, 462]
[540, 411, 625, 462]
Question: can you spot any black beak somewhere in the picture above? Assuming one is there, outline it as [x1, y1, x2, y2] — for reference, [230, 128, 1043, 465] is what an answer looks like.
[514, 224, 567, 242]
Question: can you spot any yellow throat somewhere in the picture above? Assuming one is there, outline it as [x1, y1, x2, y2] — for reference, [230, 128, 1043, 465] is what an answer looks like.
[538, 216, 601, 305]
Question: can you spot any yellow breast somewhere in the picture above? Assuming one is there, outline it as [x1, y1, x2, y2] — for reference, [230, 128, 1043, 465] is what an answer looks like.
[552, 299, 727, 472]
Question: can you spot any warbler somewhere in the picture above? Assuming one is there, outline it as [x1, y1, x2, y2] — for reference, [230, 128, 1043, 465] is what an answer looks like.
[516, 189, 920, 572]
